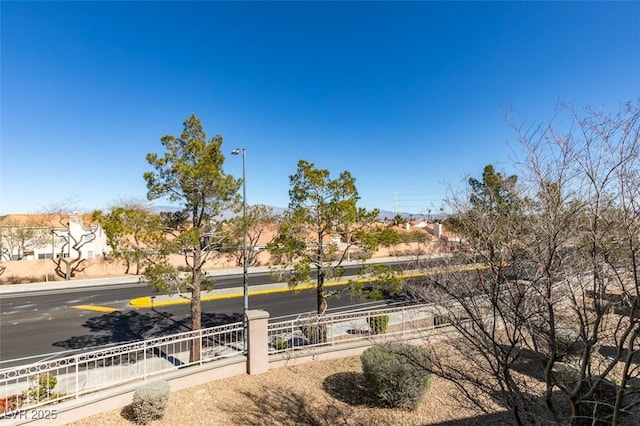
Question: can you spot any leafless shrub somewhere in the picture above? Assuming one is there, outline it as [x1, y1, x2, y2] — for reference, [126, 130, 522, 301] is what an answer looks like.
[409, 100, 640, 425]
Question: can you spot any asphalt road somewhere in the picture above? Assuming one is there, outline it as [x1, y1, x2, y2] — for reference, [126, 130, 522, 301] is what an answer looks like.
[0, 263, 415, 366]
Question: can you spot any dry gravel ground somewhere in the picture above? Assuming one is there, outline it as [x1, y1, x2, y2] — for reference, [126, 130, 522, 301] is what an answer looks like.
[69, 356, 509, 426]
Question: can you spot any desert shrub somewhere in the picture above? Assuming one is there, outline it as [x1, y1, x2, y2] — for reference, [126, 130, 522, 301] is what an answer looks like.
[367, 313, 390, 334]
[5, 276, 24, 284]
[348, 251, 369, 260]
[0, 394, 25, 412]
[361, 343, 431, 410]
[390, 248, 426, 257]
[575, 376, 620, 424]
[131, 381, 170, 425]
[554, 363, 633, 423]
[272, 339, 290, 350]
[28, 374, 57, 401]
[299, 323, 327, 344]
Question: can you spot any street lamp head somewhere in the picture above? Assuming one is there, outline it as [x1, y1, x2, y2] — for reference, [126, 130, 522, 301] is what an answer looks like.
[231, 148, 241, 155]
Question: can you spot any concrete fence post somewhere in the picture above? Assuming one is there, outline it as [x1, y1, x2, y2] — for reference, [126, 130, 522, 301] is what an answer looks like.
[246, 309, 270, 375]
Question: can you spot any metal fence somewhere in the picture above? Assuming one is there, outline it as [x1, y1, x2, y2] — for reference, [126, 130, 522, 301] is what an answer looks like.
[1, 302, 453, 420]
[0, 321, 244, 418]
[267, 303, 442, 354]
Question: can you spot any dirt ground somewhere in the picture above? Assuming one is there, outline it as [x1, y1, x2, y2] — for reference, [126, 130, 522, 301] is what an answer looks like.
[68, 356, 508, 426]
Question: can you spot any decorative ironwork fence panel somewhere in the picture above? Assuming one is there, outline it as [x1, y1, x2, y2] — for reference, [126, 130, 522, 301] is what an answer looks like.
[1, 302, 460, 419]
[0, 322, 244, 419]
[267, 303, 441, 354]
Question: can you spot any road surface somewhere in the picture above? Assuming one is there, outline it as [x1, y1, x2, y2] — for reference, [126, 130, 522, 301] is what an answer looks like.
[0, 263, 417, 365]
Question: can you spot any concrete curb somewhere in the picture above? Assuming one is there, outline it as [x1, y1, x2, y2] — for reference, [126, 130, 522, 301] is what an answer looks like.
[0, 276, 142, 295]
[0, 267, 253, 295]
[129, 271, 426, 308]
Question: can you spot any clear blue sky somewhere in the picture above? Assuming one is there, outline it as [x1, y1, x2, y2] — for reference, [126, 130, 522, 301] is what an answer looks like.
[1, 1, 639, 216]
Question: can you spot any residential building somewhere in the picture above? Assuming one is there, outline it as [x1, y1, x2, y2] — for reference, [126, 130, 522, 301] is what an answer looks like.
[0, 213, 109, 261]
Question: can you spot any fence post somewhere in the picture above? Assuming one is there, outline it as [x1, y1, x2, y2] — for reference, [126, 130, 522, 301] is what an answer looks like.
[199, 330, 203, 366]
[246, 309, 270, 375]
[291, 320, 295, 351]
[330, 315, 334, 347]
[75, 354, 80, 399]
[143, 340, 147, 379]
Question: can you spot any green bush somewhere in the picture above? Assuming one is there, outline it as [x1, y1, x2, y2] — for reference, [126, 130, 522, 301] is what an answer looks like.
[300, 323, 327, 344]
[28, 374, 57, 401]
[367, 313, 390, 334]
[272, 339, 290, 350]
[360, 343, 431, 410]
[132, 381, 170, 425]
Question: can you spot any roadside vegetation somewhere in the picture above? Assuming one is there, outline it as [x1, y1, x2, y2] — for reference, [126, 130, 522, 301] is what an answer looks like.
[268, 159, 403, 316]
[408, 99, 640, 425]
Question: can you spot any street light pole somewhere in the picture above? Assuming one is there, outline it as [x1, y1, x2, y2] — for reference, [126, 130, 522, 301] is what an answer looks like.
[231, 148, 248, 353]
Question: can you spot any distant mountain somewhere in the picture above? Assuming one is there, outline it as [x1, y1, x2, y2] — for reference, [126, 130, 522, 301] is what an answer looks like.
[151, 204, 443, 222]
[377, 210, 424, 221]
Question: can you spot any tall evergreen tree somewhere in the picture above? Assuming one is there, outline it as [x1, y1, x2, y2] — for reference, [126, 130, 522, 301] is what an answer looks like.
[144, 114, 240, 362]
[270, 159, 400, 315]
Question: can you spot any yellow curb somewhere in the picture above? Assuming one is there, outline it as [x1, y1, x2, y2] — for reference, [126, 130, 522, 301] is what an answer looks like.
[73, 305, 119, 313]
[131, 272, 420, 308]
[129, 265, 491, 309]
[130, 284, 318, 308]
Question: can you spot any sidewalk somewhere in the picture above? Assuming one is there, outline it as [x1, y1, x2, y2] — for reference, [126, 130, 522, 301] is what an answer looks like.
[0, 265, 259, 296]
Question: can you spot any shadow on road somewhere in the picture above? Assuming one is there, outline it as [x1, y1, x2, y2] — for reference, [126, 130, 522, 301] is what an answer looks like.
[53, 310, 243, 350]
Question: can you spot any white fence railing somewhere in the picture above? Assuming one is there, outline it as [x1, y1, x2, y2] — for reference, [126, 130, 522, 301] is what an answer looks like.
[267, 303, 443, 354]
[0, 322, 244, 418]
[1, 302, 453, 420]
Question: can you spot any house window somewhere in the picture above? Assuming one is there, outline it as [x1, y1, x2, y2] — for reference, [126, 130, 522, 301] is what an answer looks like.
[38, 253, 54, 259]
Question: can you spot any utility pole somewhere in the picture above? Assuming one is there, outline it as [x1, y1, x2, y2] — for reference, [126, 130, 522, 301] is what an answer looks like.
[393, 192, 398, 215]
